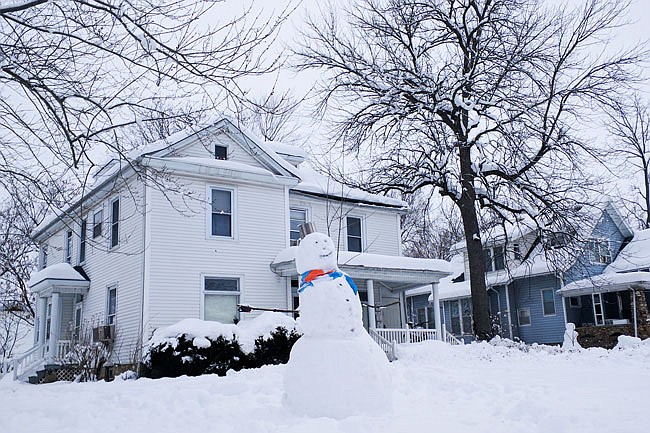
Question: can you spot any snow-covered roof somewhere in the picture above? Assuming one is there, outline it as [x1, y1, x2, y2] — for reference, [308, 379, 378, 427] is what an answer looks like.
[272, 247, 450, 274]
[293, 165, 406, 209]
[606, 228, 650, 273]
[27, 263, 88, 287]
[559, 271, 650, 296]
[265, 141, 308, 163]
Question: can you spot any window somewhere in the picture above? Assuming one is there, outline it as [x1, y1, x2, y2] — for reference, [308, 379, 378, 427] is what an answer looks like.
[79, 219, 87, 263]
[483, 246, 505, 272]
[73, 303, 83, 341]
[587, 239, 611, 264]
[569, 296, 582, 308]
[518, 307, 531, 326]
[39, 244, 48, 269]
[210, 188, 233, 237]
[107, 286, 117, 325]
[484, 248, 493, 272]
[93, 209, 103, 238]
[64, 230, 73, 264]
[45, 302, 52, 339]
[541, 289, 556, 316]
[493, 246, 505, 270]
[110, 198, 120, 248]
[450, 300, 461, 334]
[461, 298, 473, 333]
[215, 145, 228, 160]
[203, 277, 240, 324]
[513, 243, 522, 260]
[290, 208, 307, 243]
[346, 216, 363, 252]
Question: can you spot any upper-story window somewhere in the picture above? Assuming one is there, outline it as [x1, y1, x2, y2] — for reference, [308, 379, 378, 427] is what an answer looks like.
[541, 288, 556, 316]
[484, 246, 505, 272]
[290, 208, 307, 243]
[346, 216, 363, 252]
[211, 188, 233, 237]
[79, 219, 87, 263]
[587, 239, 611, 264]
[215, 145, 228, 160]
[39, 244, 48, 270]
[512, 243, 522, 260]
[93, 209, 103, 239]
[64, 230, 73, 264]
[110, 198, 120, 248]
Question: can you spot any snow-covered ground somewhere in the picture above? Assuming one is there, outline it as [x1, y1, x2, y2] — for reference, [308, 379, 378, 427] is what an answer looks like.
[1, 339, 649, 433]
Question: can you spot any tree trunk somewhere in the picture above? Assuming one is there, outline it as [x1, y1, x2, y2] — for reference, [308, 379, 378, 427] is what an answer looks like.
[458, 146, 493, 340]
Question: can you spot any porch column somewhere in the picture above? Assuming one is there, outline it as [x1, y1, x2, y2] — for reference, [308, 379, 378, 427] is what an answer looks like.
[632, 287, 638, 338]
[399, 291, 408, 328]
[366, 279, 376, 329]
[47, 292, 61, 361]
[504, 285, 513, 340]
[37, 296, 47, 346]
[431, 283, 442, 341]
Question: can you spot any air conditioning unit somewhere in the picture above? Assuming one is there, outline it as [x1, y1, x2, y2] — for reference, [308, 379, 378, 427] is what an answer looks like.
[93, 325, 115, 342]
[604, 319, 629, 326]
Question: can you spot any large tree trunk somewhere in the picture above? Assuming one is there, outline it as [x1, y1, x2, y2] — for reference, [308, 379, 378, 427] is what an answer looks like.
[458, 146, 493, 340]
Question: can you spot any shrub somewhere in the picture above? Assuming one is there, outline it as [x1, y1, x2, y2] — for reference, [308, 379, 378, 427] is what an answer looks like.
[143, 325, 301, 379]
[247, 326, 302, 369]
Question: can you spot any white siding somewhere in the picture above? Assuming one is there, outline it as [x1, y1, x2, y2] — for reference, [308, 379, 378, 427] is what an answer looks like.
[145, 176, 288, 334]
[288, 193, 402, 255]
[38, 177, 145, 363]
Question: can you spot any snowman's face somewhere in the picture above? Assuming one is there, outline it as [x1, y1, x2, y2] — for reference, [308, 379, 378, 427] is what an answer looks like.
[295, 232, 338, 273]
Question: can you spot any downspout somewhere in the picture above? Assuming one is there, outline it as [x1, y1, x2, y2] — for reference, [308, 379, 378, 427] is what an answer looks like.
[137, 171, 148, 372]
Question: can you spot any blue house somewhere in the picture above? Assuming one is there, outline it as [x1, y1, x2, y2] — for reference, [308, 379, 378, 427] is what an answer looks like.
[406, 202, 642, 346]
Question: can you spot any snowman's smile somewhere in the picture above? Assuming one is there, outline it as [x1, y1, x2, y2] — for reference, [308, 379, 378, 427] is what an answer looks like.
[320, 250, 333, 258]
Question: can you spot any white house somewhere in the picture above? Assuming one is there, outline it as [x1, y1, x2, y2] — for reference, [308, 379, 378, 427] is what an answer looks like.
[14, 118, 451, 379]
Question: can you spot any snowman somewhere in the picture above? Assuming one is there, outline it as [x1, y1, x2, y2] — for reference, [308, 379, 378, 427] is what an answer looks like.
[562, 322, 582, 351]
[283, 232, 392, 418]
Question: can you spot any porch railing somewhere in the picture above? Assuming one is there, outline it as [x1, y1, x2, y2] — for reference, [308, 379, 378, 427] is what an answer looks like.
[56, 340, 72, 362]
[10, 344, 44, 381]
[443, 329, 463, 346]
[368, 329, 397, 361]
[373, 328, 439, 344]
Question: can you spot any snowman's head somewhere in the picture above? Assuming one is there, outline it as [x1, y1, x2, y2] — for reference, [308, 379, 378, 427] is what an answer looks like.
[295, 232, 338, 273]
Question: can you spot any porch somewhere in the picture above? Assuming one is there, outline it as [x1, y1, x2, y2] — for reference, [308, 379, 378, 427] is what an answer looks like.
[559, 271, 650, 347]
[8, 263, 89, 380]
[271, 247, 454, 346]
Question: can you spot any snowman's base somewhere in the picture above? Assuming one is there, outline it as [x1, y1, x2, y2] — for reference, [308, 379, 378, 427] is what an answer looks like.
[283, 332, 392, 418]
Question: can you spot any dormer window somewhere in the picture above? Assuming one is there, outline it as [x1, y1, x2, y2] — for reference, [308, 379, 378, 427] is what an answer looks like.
[215, 145, 228, 160]
[587, 239, 611, 264]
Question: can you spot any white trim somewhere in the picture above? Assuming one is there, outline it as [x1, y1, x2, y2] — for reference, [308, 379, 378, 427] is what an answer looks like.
[540, 288, 557, 316]
[517, 307, 531, 327]
[206, 185, 238, 240]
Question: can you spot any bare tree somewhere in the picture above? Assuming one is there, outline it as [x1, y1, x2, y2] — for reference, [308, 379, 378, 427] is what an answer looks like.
[605, 96, 650, 229]
[296, 0, 642, 339]
[0, 0, 294, 207]
[233, 90, 304, 143]
[401, 190, 463, 260]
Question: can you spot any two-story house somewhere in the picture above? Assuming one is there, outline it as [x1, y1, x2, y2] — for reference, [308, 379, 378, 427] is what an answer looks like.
[17, 118, 451, 380]
[407, 202, 641, 346]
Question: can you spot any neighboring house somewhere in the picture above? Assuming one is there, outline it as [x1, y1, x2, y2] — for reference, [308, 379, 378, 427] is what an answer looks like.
[15, 118, 451, 380]
[407, 202, 640, 346]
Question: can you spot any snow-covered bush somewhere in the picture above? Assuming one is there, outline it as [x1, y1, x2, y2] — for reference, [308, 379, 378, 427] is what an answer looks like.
[143, 313, 301, 379]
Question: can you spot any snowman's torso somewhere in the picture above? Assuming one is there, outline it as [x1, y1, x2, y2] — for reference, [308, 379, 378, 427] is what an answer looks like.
[297, 272, 364, 338]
